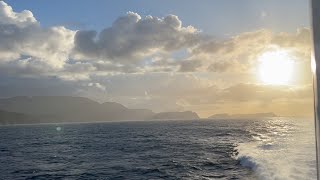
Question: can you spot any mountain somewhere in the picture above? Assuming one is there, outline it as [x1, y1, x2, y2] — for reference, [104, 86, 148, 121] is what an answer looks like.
[152, 111, 200, 120]
[208, 112, 277, 119]
[0, 110, 39, 125]
[0, 96, 155, 122]
[208, 113, 230, 119]
[0, 96, 199, 124]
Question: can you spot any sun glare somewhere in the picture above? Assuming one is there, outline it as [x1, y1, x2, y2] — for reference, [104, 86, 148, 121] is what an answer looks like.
[258, 50, 294, 85]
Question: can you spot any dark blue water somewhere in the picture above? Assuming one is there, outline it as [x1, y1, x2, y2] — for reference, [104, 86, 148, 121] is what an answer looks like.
[0, 118, 315, 179]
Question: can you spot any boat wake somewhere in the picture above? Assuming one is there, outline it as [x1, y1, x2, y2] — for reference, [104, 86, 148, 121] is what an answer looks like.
[233, 118, 316, 180]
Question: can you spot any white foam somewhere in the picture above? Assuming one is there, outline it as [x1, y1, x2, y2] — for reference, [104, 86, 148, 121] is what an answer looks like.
[234, 118, 316, 180]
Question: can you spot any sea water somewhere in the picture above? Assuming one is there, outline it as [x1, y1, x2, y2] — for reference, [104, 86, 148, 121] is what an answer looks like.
[0, 118, 316, 179]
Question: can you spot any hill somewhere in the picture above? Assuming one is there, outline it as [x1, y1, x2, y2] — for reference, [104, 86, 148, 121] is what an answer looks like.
[0, 96, 199, 124]
[0, 110, 39, 125]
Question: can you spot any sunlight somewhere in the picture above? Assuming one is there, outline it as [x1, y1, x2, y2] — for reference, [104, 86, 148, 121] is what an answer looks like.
[258, 50, 294, 85]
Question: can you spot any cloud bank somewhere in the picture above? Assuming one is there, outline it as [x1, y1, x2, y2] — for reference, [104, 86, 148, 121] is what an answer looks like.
[0, 1, 313, 117]
[0, 1, 312, 78]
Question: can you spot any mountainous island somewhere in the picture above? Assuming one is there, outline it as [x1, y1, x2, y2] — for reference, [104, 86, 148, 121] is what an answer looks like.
[208, 112, 277, 119]
[151, 111, 199, 120]
[0, 96, 200, 125]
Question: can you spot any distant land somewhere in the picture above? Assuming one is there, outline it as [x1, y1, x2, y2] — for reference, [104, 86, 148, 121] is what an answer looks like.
[0, 96, 200, 125]
[208, 112, 277, 119]
[152, 111, 199, 120]
[0, 110, 39, 124]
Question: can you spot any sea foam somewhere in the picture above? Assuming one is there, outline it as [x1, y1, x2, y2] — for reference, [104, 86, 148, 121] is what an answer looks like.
[234, 118, 316, 180]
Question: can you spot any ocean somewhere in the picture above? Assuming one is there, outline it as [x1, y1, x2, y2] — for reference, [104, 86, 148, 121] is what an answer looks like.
[0, 118, 316, 180]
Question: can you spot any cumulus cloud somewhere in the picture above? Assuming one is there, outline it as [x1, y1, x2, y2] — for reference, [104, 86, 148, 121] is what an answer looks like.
[0, 2, 74, 67]
[73, 12, 200, 64]
[0, 2, 203, 77]
[0, 2, 36, 27]
[0, 1, 312, 78]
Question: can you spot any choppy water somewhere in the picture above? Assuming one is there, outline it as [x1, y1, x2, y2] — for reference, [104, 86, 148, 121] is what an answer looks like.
[0, 118, 316, 179]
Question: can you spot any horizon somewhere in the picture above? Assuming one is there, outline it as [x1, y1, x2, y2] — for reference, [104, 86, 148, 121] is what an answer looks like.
[0, 95, 314, 119]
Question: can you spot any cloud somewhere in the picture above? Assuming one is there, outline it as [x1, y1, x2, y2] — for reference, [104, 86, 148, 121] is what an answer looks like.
[87, 82, 106, 91]
[0, 2, 202, 77]
[0, 1, 312, 78]
[207, 60, 235, 72]
[191, 28, 311, 73]
[0, 1, 314, 117]
[0, 1, 36, 27]
[179, 59, 202, 72]
[95, 74, 313, 116]
[97, 73, 217, 112]
[0, 1, 75, 73]
[261, 11, 267, 19]
[73, 12, 200, 64]
[219, 83, 312, 102]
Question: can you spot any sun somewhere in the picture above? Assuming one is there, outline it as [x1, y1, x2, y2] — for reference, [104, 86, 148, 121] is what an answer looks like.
[258, 50, 294, 85]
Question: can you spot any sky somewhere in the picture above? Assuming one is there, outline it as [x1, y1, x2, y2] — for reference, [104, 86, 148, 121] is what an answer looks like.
[5, 0, 310, 35]
[0, 0, 314, 117]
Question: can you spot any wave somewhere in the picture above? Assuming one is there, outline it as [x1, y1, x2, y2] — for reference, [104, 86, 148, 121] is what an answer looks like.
[237, 156, 259, 171]
[233, 118, 316, 180]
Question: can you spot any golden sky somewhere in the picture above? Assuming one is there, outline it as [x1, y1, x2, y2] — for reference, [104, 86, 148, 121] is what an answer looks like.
[0, 1, 314, 118]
